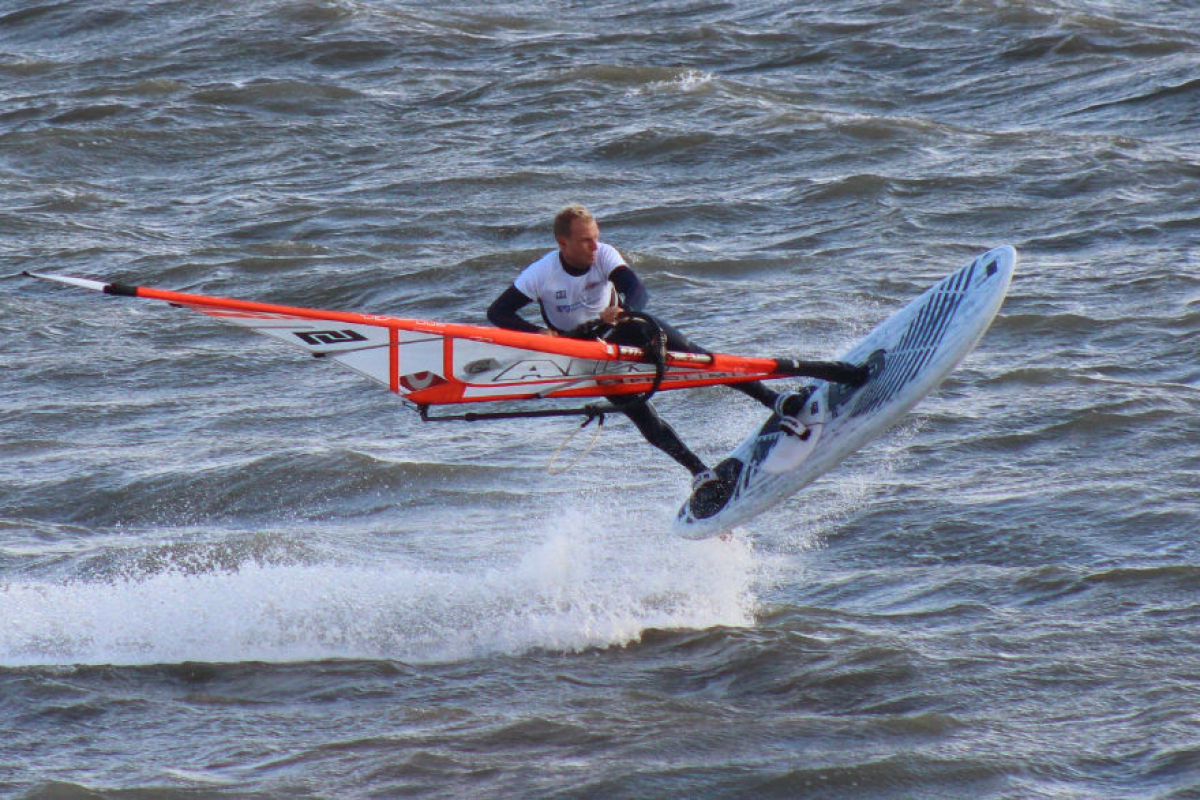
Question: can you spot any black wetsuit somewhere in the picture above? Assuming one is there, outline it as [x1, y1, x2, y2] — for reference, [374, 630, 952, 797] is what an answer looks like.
[488, 258, 777, 475]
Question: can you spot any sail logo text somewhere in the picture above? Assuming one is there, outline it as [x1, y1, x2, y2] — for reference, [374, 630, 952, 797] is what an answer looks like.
[492, 358, 654, 382]
[293, 329, 369, 346]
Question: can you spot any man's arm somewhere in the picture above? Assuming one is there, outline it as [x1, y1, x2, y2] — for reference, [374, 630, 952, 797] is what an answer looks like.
[611, 265, 648, 312]
[487, 284, 542, 333]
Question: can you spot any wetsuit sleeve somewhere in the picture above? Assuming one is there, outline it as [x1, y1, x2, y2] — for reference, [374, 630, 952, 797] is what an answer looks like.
[610, 265, 648, 312]
[487, 284, 542, 333]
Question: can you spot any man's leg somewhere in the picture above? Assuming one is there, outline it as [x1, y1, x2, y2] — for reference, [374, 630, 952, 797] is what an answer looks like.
[729, 380, 778, 409]
[735, 361, 871, 411]
[628, 316, 787, 411]
[622, 317, 782, 411]
[614, 397, 707, 476]
[602, 316, 712, 477]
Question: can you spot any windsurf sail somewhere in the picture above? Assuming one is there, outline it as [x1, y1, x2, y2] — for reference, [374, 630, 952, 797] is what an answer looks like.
[24, 272, 840, 413]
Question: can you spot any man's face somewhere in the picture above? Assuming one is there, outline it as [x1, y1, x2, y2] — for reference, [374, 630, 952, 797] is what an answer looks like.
[558, 218, 600, 268]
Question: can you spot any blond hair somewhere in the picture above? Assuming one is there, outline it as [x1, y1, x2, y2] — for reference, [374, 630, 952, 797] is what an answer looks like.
[553, 204, 595, 240]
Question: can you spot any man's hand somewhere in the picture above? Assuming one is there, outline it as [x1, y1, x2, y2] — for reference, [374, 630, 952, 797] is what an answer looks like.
[599, 305, 624, 325]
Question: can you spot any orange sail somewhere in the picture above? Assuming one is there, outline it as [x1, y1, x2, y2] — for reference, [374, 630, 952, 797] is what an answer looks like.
[26, 272, 798, 408]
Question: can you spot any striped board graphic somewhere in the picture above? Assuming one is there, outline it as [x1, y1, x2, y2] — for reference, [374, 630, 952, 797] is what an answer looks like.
[675, 246, 1017, 539]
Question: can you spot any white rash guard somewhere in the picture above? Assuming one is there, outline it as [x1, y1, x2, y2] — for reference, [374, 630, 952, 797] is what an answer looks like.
[512, 243, 625, 332]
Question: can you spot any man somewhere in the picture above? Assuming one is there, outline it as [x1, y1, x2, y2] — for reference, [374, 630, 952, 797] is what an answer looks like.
[487, 205, 865, 495]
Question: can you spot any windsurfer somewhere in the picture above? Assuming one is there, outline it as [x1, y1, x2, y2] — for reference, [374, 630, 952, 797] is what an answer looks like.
[487, 205, 866, 498]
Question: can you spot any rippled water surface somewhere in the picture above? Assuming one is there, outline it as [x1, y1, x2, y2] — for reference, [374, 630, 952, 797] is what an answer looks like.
[2, 1, 1199, 796]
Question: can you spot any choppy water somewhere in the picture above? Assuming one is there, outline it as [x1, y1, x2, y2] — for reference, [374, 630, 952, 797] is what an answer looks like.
[2, 0, 1199, 796]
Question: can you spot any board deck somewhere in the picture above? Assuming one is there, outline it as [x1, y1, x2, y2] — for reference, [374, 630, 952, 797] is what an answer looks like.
[675, 246, 1017, 539]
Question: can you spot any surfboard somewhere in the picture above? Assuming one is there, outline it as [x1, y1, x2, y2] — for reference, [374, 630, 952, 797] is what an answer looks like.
[675, 245, 1017, 539]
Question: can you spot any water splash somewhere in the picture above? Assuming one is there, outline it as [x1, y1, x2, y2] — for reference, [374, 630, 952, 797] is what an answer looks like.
[0, 508, 762, 668]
